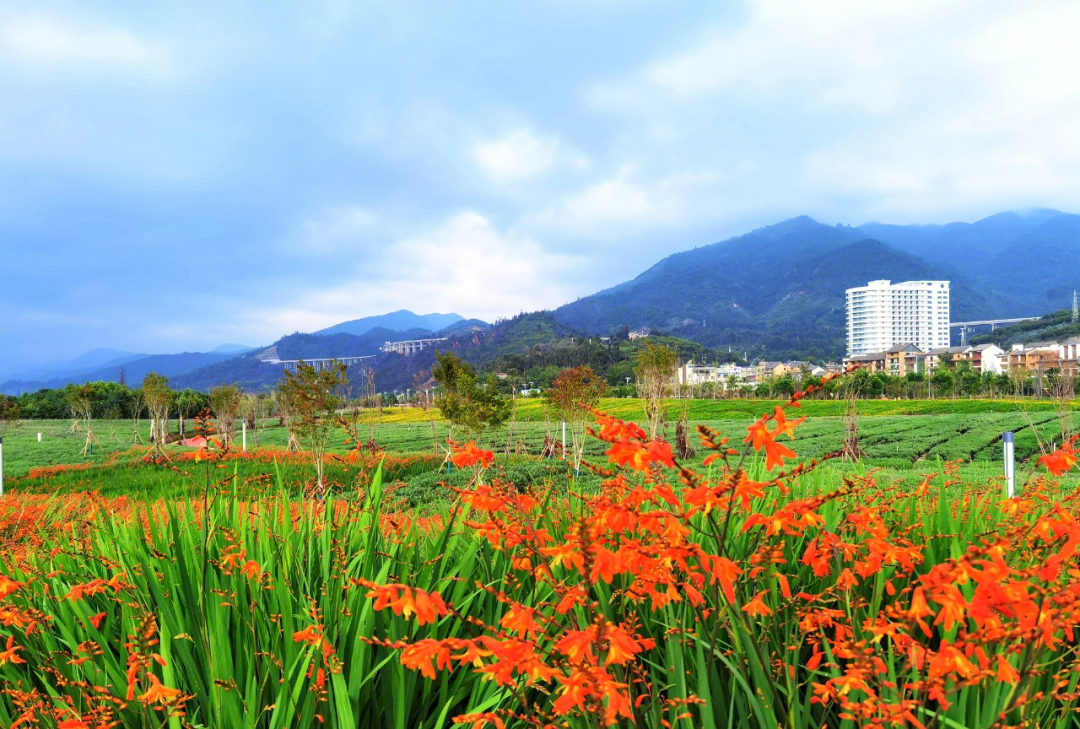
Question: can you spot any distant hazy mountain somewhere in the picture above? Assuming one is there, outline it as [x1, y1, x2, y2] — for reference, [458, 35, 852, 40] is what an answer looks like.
[211, 343, 255, 354]
[6, 348, 146, 385]
[0, 351, 240, 395]
[315, 310, 465, 337]
[859, 209, 1080, 316]
[170, 327, 439, 391]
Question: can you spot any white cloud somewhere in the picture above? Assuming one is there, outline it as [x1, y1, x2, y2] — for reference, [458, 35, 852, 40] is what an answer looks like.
[472, 129, 562, 183]
[523, 167, 720, 241]
[0, 13, 169, 71]
[240, 211, 585, 337]
[581, 0, 1080, 223]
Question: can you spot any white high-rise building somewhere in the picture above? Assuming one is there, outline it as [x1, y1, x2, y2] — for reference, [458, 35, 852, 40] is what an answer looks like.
[846, 280, 950, 355]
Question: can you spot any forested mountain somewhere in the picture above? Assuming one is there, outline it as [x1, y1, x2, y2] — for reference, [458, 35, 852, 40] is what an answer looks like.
[860, 209, 1080, 316]
[553, 211, 1080, 360]
[313, 310, 465, 337]
[553, 217, 987, 360]
[969, 309, 1080, 348]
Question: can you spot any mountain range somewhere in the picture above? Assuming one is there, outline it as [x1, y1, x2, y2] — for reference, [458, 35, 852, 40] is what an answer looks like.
[313, 310, 464, 337]
[7, 208, 1079, 395]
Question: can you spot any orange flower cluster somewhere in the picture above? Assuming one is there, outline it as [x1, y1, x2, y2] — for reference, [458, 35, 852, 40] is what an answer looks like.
[1038, 435, 1079, 477]
[448, 440, 495, 469]
[355, 375, 1080, 728]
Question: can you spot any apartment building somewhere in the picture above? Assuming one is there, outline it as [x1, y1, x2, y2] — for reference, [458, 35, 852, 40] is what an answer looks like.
[676, 361, 757, 388]
[1004, 340, 1080, 376]
[846, 280, 951, 355]
[845, 343, 1005, 375]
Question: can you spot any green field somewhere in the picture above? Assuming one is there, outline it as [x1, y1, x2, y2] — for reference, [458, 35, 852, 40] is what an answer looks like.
[3, 400, 1076, 502]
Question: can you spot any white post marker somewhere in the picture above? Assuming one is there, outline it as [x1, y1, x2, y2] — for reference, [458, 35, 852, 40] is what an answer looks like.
[37, 432, 41, 442]
[242, 420, 247, 452]
[1003, 431, 1015, 498]
[562, 420, 567, 460]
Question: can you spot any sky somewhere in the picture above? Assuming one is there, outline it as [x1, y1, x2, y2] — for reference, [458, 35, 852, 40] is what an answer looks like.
[2, 0, 1080, 376]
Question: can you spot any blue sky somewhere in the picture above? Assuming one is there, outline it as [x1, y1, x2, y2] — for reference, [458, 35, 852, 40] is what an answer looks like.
[3, 0, 1079, 376]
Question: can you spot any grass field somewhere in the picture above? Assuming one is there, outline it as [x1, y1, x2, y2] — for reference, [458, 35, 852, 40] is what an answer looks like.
[2, 399, 1075, 481]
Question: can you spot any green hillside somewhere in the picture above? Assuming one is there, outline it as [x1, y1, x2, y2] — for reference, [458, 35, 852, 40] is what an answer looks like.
[970, 309, 1080, 347]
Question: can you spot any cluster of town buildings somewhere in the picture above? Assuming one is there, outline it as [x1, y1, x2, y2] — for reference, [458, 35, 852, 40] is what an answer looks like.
[676, 278, 1076, 388]
[676, 359, 832, 388]
[842, 279, 1077, 378]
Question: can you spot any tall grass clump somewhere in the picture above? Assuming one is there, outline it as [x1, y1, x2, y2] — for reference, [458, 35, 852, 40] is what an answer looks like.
[3, 371, 1080, 726]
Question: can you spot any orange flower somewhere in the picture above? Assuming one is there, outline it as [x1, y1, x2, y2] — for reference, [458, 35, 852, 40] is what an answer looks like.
[770, 407, 804, 440]
[762, 437, 796, 472]
[57, 720, 90, 729]
[138, 673, 182, 704]
[605, 625, 646, 665]
[452, 712, 505, 729]
[361, 581, 450, 626]
[741, 590, 772, 617]
[293, 625, 325, 648]
[500, 605, 542, 637]
[743, 414, 797, 471]
[241, 560, 261, 579]
[0, 575, 22, 600]
[644, 440, 676, 468]
[400, 639, 454, 679]
[1039, 443, 1078, 476]
[700, 554, 742, 604]
[591, 412, 646, 443]
[89, 611, 107, 629]
[540, 541, 585, 573]
[450, 441, 494, 469]
[0, 635, 25, 665]
[555, 629, 597, 663]
[606, 439, 675, 471]
[996, 654, 1020, 683]
[220, 546, 246, 572]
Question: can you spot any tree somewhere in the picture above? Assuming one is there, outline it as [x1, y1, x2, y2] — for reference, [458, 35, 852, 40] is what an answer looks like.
[432, 351, 511, 446]
[930, 368, 954, 399]
[209, 383, 243, 447]
[142, 373, 172, 453]
[546, 365, 608, 473]
[634, 342, 677, 440]
[278, 360, 348, 490]
[175, 388, 209, 439]
[0, 397, 19, 437]
[66, 384, 98, 455]
[239, 393, 265, 447]
[773, 375, 796, 398]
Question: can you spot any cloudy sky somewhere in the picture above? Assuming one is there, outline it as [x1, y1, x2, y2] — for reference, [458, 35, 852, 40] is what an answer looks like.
[2, 0, 1079, 374]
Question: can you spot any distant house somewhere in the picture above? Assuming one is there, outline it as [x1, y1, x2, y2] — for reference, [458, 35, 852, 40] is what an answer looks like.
[1004, 342, 1076, 375]
[843, 351, 887, 373]
[924, 346, 971, 372]
[628, 329, 650, 340]
[756, 361, 789, 380]
[968, 343, 1005, 374]
[884, 343, 924, 377]
[677, 360, 756, 389]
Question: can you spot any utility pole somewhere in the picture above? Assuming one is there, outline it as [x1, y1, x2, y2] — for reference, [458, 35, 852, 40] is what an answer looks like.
[1072, 291, 1078, 324]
